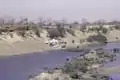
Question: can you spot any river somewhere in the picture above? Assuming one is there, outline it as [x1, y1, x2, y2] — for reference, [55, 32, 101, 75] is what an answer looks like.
[0, 42, 120, 80]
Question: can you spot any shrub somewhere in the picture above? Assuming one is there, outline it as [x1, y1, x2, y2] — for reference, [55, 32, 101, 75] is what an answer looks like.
[93, 27, 103, 33]
[0, 29, 2, 34]
[62, 58, 88, 74]
[80, 24, 86, 32]
[72, 40, 75, 44]
[57, 27, 66, 38]
[54, 77, 59, 80]
[66, 29, 75, 36]
[69, 71, 79, 79]
[16, 30, 26, 37]
[47, 29, 60, 38]
[25, 25, 31, 30]
[47, 27, 66, 38]
[87, 34, 107, 43]
[33, 27, 41, 37]
[61, 45, 66, 48]
[101, 28, 108, 34]
[16, 26, 30, 31]
[91, 73, 110, 80]
[114, 25, 120, 29]
[62, 63, 73, 73]
[9, 32, 13, 38]
[47, 69, 54, 74]
[35, 29, 40, 37]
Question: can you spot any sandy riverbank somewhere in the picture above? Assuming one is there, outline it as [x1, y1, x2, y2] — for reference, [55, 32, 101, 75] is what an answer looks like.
[0, 40, 51, 56]
[0, 29, 120, 56]
[0, 40, 91, 56]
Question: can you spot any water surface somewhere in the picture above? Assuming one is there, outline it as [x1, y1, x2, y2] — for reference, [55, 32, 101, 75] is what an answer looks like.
[0, 51, 81, 80]
[0, 42, 120, 80]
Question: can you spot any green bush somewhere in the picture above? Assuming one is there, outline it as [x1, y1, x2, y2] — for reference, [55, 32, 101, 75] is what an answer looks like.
[62, 58, 88, 74]
[47, 29, 60, 38]
[47, 27, 66, 38]
[87, 34, 107, 43]
[62, 63, 73, 73]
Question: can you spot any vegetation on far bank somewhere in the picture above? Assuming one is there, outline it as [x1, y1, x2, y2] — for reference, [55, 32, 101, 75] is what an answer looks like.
[29, 48, 116, 80]
[0, 18, 120, 43]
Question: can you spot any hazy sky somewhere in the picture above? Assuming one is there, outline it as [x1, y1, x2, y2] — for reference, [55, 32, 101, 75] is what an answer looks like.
[0, 0, 119, 22]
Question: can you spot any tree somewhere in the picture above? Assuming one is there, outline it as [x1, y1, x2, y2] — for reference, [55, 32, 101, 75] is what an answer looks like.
[61, 18, 67, 26]
[0, 18, 5, 27]
[38, 17, 45, 27]
[96, 19, 106, 25]
[56, 24, 66, 37]
[33, 27, 41, 37]
[87, 34, 107, 43]
[80, 18, 88, 32]
[66, 28, 75, 36]
[46, 18, 53, 26]
[80, 24, 86, 32]
[101, 28, 108, 34]
[47, 28, 60, 38]
[18, 17, 30, 30]
[73, 21, 79, 25]
[6, 18, 15, 27]
[114, 24, 120, 30]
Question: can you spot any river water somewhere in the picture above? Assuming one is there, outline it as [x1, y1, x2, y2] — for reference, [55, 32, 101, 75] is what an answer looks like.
[0, 42, 120, 80]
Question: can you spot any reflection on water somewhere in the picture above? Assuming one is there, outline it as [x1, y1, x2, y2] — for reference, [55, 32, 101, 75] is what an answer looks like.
[0, 42, 120, 80]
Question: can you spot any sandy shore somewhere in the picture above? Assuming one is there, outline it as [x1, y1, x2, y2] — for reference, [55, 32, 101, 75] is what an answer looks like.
[0, 40, 52, 56]
[0, 40, 91, 56]
[0, 29, 120, 56]
[0, 40, 118, 57]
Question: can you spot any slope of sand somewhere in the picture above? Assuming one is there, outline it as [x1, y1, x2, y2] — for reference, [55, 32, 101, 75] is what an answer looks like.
[63, 30, 97, 48]
[0, 30, 51, 56]
[0, 32, 23, 43]
[0, 40, 51, 56]
[106, 30, 120, 42]
[0, 29, 120, 56]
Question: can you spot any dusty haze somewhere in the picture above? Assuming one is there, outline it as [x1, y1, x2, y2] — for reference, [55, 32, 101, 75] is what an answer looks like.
[0, 0, 119, 22]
